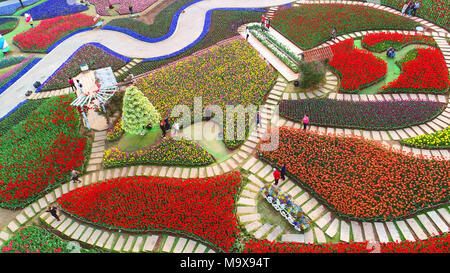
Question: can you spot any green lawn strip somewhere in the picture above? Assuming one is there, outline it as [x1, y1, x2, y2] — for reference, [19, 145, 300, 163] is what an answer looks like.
[120, 9, 264, 81]
[106, 0, 198, 39]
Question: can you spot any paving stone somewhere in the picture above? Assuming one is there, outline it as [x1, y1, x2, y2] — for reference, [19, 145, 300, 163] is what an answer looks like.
[295, 191, 310, 205]
[71, 225, 87, 240]
[417, 214, 439, 236]
[182, 240, 197, 253]
[308, 205, 326, 221]
[240, 214, 261, 223]
[374, 222, 389, 243]
[151, 167, 160, 177]
[254, 223, 273, 239]
[316, 212, 332, 229]
[395, 220, 415, 241]
[245, 221, 262, 232]
[194, 244, 207, 253]
[427, 211, 450, 234]
[281, 233, 304, 243]
[257, 165, 273, 178]
[287, 186, 302, 198]
[406, 218, 427, 240]
[241, 189, 257, 199]
[301, 198, 318, 214]
[249, 161, 265, 173]
[159, 167, 168, 177]
[266, 225, 283, 242]
[248, 174, 265, 188]
[16, 213, 28, 225]
[87, 229, 102, 245]
[314, 227, 327, 243]
[143, 235, 159, 252]
[162, 236, 175, 252]
[79, 227, 94, 243]
[350, 221, 364, 242]
[24, 207, 36, 218]
[280, 180, 295, 192]
[362, 222, 376, 242]
[384, 222, 401, 242]
[325, 218, 339, 238]
[173, 238, 188, 253]
[113, 235, 126, 252]
[7, 221, 19, 233]
[166, 167, 176, 177]
[190, 168, 198, 178]
[242, 157, 258, 170]
[304, 228, 315, 243]
[95, 232, 111, 248]
[104, 233, 116, 250]
[0, 231, 11, 241]
[198, 168, 206, 178]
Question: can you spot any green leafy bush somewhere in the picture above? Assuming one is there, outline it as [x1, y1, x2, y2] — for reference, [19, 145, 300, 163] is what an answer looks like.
[298, 61, 326, 89]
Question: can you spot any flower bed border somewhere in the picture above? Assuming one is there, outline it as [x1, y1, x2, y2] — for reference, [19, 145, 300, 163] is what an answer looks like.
[257, 134, 450, 223]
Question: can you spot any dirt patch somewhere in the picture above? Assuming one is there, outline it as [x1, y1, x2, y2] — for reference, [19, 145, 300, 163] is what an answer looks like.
[137, 0, 178, 25]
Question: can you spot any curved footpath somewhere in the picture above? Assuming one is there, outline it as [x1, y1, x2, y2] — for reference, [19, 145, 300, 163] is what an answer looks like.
[1, 0, 450, 252]
[0, 0, 294, 119]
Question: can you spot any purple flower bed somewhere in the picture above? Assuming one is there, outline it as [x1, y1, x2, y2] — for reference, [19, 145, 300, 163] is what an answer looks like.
[279, 98, 446, 130]
[21, 0, 88, 20]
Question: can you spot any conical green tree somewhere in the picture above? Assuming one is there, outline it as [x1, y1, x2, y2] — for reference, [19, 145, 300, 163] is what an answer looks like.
[122, 85, 161, 135]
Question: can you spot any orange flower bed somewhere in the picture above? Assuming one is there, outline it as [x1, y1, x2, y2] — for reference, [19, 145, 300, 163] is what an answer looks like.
[257, 127, 450, 221]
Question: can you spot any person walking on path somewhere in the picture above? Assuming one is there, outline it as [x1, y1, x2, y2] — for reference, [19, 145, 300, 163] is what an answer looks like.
[273, 168, 281, 186]
[280, 163, 286, 181]
[160, 119, 166, 138]
[68, 78, 76, 92]
[76, 79, 83, 94]
[71, 169, 81, 183]
[302, 114, 309, 131]
[330, 27, 337, 40]
[261, 15, 266, 31]
[401, 2, 409, 16]
[245, 26, 250, 41]
[256, 111, 261, 128]
[407, 1, 414, 16]
[129, 5, 133, 15]
[46, 206, 60, 221]
[265, 18, 270, 31]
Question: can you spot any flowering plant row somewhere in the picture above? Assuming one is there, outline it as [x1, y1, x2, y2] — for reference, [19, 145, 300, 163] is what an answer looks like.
[41, 44, 126, 91]
[278, 98, 444, 130]
[401, 126, 450, 149]
[0, 99, 44, 136]
[1, 226, 95, 253]
[86, 0, 158, 16]
[58, 173, 243, 252]
[381, 47, 450, 94]
[20, 0, 88, 20]
[271, 4, 418, 50]
[106, 117, 124, 142]
[362, 32, 436, 52]
[243, 234, 450, 253]
[0, 95, 88, 209]
[134, 38, 276, 148]
[0, 56, 37, 86]
[103, 137, 214, 168]
[329, 38, 387, 92]
[13, 13, 96, 53]
[0, 56, 26, 70]
[257, 127, 450, 221]
[381, 0, 450, 31]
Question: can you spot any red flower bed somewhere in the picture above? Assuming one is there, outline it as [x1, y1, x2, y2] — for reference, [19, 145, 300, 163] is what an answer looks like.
[244, 234, 450, 253]
[362, 32, 436, 52]
[58, 172, 242, 252]
[329, 38, 387, 92]
[13, 13, 95, 53]
[382, 47, 450, 94]
[257, 127, 450, 221]
[0, 96, 87, 209]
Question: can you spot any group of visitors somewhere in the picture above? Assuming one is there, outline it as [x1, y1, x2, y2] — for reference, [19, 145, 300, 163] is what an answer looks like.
[260, 15, 271, 31]
[272, 164, 286, 186]
[387, 46, 397, 58]
[402, 1, 420, 17]
[68, 77, 83, 93]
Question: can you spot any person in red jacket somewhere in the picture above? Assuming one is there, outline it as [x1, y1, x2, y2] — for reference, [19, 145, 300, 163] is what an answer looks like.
[273, 168, 281, 186]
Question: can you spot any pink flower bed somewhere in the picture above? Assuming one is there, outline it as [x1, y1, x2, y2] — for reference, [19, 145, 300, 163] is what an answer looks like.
[87, 0, 158, 16]
[0, 56, 34, 82]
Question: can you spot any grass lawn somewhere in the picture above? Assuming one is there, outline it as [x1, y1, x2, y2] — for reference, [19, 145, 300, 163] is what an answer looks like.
[117, 128, 162, 152]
